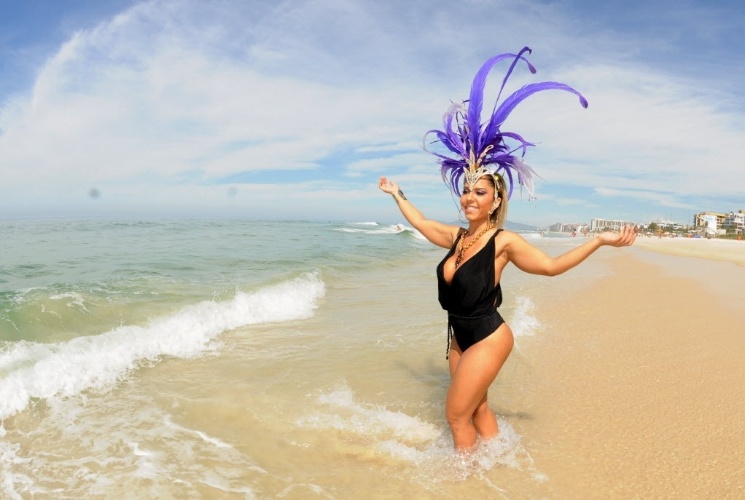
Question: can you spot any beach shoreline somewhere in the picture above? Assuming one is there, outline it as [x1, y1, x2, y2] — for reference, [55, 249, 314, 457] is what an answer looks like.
[633, 235, 745, 266]
[517, 242, 745, 497]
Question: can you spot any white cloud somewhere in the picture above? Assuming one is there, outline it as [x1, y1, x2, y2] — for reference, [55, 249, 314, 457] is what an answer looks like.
[0, 0, 742, 223]
[509, 62, 745, 205]
[594, 187, 691, 210]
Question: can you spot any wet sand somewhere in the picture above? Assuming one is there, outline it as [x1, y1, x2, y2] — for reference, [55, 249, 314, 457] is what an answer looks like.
[520, 242, 745, 498]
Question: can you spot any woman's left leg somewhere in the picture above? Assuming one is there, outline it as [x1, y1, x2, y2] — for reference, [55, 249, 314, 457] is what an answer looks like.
[472, 393, 498, 439]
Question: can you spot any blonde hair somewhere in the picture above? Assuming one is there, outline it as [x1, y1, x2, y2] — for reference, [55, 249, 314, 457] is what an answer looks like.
[486, 174, 508, 228]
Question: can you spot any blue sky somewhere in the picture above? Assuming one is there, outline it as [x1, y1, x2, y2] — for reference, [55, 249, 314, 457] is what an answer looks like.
[0, 0, 743, 227]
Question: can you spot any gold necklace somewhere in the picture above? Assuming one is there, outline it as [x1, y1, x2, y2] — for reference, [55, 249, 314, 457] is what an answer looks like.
[454, 225, 492, 268]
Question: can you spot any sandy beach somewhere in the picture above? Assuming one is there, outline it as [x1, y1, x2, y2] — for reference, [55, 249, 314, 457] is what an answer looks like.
[517, 238, 745, 498]
[634, 236, 745, 266]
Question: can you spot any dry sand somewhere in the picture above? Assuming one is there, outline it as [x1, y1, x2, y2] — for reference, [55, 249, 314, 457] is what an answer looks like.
[521, 240, 745, 498]
[634, 236, 745, 266]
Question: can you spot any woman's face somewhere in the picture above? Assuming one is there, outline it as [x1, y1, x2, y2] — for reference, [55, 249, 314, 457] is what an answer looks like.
[461, 177, 497, 221]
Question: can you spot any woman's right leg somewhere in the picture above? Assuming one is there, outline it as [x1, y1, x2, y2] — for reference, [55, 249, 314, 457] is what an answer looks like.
[446, 325, 514, 450]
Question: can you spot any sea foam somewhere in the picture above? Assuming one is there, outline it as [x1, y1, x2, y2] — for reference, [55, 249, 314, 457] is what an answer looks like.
[509, 296, 542, 338]
[296, 384, 537, 483]
[0, 272, 325, 420]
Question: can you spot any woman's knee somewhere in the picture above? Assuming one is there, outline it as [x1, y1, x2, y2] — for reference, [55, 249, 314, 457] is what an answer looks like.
[472, 399, 491, 420]
[445, 404, 472, 430]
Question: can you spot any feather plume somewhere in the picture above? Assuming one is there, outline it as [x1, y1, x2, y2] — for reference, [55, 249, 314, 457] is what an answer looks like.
[423, 48, 588, 200]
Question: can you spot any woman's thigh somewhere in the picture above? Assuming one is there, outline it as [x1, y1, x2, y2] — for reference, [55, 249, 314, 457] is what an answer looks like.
[446, 324, 514, 416]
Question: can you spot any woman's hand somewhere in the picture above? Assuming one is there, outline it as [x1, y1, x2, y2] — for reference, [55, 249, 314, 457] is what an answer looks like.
[598, 225, 638, 247]
[378, 176, 399, 195]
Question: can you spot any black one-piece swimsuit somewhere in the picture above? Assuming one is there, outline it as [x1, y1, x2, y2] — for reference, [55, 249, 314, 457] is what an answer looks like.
[436, 229, 505, 356]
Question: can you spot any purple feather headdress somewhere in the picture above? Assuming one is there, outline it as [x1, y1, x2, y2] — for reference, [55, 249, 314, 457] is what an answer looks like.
[423, 47, 588, 199]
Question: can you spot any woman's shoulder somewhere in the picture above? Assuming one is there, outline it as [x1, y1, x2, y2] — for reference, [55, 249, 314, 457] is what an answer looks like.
[493, 228, 532, 249]
[494, 228, 520, 239]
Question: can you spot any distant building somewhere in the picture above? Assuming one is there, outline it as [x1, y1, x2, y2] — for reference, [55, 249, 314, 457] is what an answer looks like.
[654, 218, 684, 229]
[590, 218, 635, 232]
[547, 222, 583, 232]
[655, 219, 686, 231]
[693, 211, 726, 230]
[723, 210, 744, 234]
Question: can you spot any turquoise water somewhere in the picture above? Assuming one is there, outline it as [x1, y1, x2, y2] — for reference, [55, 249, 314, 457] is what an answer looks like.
[1, 219, 419, 341]
[1, 217, 569, 497]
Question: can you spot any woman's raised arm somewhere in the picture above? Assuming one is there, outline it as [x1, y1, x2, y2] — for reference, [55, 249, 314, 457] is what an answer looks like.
[379, 177, 459, 249]
[504, 226, 637, 276]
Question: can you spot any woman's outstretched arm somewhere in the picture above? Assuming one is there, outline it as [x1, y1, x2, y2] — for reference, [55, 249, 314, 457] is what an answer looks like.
[379, 176, 459, 249]
[504, 225, 637, 276]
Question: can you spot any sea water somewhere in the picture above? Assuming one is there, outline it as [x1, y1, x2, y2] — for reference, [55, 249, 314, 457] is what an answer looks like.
[0, 218, 593, 498]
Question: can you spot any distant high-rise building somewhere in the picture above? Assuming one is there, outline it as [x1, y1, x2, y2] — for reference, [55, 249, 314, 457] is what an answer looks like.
[590, 218, 635, 231]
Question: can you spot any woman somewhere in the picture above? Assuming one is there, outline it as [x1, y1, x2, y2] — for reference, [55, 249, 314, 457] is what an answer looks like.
[378, 48, 637, 451]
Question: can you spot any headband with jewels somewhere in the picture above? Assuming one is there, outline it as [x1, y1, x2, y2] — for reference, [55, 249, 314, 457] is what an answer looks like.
[423, 47, 588, 200]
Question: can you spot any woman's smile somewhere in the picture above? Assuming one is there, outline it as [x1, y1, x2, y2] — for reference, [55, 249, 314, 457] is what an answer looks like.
[461, 179, 494, 218]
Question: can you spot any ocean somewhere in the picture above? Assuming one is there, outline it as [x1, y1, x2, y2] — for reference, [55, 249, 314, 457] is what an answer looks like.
[0, 218, 596, 498]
